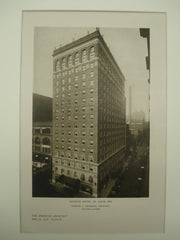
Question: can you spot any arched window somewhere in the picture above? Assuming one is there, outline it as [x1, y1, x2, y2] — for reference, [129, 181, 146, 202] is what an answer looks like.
[42, 137, 50, 145]
[74, 171, 77, 177]
[62, 57, 66, 69]
[80, 174, 85, 181]
[89, 176, 93, 183]
[35, 137, 40, 144]
[75, 52, 79, 65]
[90, 46, 95, 59]
[56, 60, 60, 71]
[68, 55, 73, 67]
[82, 49, 87, 62]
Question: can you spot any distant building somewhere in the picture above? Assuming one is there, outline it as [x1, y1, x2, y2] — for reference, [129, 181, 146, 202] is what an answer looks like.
[52, 29, 126, 197]
[130, 110, 145, 135]
[32, 94, 52, 166]
[125, 124, 132, 154]
[131, 110, 145, 123]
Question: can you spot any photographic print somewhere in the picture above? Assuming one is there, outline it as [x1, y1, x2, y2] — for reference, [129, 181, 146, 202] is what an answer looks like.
[20, 11, 166, 233]
[32, 27, 150, 198]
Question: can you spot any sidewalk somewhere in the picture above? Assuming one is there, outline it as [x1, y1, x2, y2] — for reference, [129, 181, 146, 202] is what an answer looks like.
[100, 161, 129, 197]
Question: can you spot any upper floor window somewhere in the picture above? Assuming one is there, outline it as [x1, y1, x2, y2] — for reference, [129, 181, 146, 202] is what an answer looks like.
[90, 71, 94, 77]
[82, 49, 87, 62]
[75, 52, 79, 65]
[90, 46, 95, 59]
[89, 176, 93, 183]
[82, 73, 86, 79]
[56, 60, 60, 71]
[42, 137, 50, 145]
[68, 55, 73, 67]
[90, 80, 94, 86]
[80, 174, 85, 181]
[56, 88, 59, 93]
[35, 128, 40, 134]
[35, 137, 40, 144]
[62, 58, 66, 70]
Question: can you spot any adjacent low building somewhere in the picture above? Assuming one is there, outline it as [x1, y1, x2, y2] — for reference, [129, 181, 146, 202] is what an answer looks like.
[32, 94, 52, 167]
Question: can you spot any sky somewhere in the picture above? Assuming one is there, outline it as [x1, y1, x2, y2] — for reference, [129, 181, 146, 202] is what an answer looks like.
[33, 27, 149, 120]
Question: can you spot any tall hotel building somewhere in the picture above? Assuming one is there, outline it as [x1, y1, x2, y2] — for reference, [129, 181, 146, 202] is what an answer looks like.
[52, 29, 126, 197]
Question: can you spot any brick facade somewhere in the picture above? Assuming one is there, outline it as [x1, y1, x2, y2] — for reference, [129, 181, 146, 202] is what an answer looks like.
[52, 29, 126, 197]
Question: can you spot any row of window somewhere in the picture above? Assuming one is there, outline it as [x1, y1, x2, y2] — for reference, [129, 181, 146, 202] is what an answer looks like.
[59, 85, 95, 92]
[55, 131, 94, 137]
[57, 147, 94, 154]
[33, 128, 51, 134]
[55, 167, 95, 184]
[55, 122, 95, 129]
[55, 158, 95, 169]
[55, 46, 95, 71]
[98, 52, 122, 82]
[34, 137, 51, 145]
[54, 150, 95, 161]
[55, 151, 95, 162]
[59, 72, 94, 85]
[55, 105, 94, 114]
[54, 61, 97, 78]
[99, 148, 125, 163]
[34, 146, 51, 154]
[99, 71, 124, 94]
[59, 114, 94, 121]
[56, 139, 94, 145]
[55, 97, 95, 106]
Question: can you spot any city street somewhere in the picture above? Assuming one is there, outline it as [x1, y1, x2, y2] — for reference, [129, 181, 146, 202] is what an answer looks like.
[33, 133, 149, 198]
[108, 136, 149, 198]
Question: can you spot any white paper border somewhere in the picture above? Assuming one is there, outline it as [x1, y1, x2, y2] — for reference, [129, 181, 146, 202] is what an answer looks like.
[20, 11, 166, 234]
